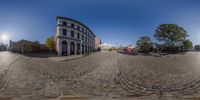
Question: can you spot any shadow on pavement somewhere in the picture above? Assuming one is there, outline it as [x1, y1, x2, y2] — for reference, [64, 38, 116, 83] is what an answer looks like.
[118, 51, 187, 57]
[22, 53, 58, 58]
[62, 53, 91, 61]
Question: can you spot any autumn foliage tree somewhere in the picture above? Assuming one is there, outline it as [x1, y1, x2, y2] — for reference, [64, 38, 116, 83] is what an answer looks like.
[45, 36, 55, 52]
[183, 39, 193, 50]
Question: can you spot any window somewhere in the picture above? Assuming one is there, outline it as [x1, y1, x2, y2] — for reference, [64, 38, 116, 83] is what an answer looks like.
[71, 31, 74, 37]
[63, 21, 66, 26]
[82, 35, 84, 41]
[63, 29, 67, 36]
[71, 23, 74, 28]
[77, 26, 80, 30]
[77, 33, 80, 39]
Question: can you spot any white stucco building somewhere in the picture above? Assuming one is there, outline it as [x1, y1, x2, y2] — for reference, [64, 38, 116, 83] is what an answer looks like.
[56, 16, 96, 56]
[99, 43, 112, 51]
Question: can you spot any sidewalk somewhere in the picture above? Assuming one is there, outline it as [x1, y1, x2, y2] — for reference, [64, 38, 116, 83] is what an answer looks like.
[48, 54, 89, 62]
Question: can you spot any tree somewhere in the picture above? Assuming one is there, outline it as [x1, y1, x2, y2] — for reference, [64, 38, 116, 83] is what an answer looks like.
[183, 39, 193, 50]
[45, 36, 55, 51]
[194, 45, 200, 51]
[136, 36, 153, 54]
[154, 24, 188, 50]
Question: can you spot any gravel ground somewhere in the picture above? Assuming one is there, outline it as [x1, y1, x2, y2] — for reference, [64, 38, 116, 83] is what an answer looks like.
[0, 51, 200, 100]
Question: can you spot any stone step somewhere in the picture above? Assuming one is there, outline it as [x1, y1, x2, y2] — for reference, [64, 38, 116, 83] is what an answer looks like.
[177, 96, 200, 100]
[58, 95, 88, 100]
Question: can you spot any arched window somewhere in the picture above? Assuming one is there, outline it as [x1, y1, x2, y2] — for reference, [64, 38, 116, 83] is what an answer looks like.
[70, 42, 75, 55]
[62, 41, 67, 56]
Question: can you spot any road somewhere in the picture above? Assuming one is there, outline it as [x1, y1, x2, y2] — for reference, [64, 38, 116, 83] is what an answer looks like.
[1, 51, 200, 100]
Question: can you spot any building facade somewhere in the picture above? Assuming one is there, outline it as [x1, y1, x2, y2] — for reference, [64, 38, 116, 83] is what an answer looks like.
[95, 37, 102, 50]
[0, 43, 7, 51]
[99, 43, 111, 51]
[56, 16, 96, 56]
[9, 40, 48, 54]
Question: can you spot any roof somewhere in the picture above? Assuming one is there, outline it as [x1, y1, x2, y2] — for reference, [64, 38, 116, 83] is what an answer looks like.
[56, 16, 96, 37]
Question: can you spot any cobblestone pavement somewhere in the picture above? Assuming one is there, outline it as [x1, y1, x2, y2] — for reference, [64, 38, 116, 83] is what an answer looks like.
[117, 52, 200, 99]
[1, 51, 200, 100]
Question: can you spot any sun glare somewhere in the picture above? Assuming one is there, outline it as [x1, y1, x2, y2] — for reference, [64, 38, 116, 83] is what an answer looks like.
[0, 34, 9, 41]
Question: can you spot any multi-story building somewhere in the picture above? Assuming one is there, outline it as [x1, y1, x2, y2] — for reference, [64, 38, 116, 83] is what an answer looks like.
[9, 40, 48, 54]
[0, 43, 7, 51]
[95, 37, 101, 50]
[56, 16, 96, 56]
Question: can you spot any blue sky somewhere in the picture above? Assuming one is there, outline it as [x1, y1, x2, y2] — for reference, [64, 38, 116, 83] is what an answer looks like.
[0, 0, 200, 46]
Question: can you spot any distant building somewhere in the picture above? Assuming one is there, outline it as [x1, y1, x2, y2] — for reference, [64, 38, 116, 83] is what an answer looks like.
[4, 44, 8, 49]
[56, 16, 96, 56]
[0, 43, 7, 51]
[95, 37, 101, 50]
[9, 40, 48, 54]
[99, 43, 111, 51]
